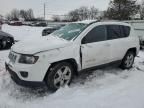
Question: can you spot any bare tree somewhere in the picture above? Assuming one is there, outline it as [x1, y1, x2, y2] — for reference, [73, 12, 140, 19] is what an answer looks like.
[26, 9, 34, 20]
[52, 15, 61, 22]
[67, 6, 99, 21]
[78, 6, 89, 20]
[6, 8, 35, 21]
[20, 10, 28, 20]
[89, 6, 99, 19]
[62, 15, 71, 22]
[10, 9, 20, 21]
[68, 9, 80, 21]
[5, 14, 12, 21]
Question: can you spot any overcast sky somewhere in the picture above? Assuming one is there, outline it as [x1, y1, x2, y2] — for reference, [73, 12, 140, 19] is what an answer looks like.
[2, 0, 143, 20]
[0, 0, 111, 19]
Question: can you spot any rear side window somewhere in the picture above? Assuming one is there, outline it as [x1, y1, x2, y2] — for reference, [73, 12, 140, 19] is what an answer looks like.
[82, 25, 107, 44]
[107, 25, 130, 40]
[107, 25, 121, 40]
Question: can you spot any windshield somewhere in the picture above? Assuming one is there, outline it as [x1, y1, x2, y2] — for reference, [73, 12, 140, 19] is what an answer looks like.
[51, 23, 87, 41]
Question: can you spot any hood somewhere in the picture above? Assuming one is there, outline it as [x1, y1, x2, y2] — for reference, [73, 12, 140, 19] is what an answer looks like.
[11, 36, 71, 54]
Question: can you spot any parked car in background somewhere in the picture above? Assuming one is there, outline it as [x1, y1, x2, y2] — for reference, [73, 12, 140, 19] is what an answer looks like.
[5, 20, 139, 91]
[42, 24, 65, 36]
[35, 22, 47, 27]
[8, 21, 23, 26]
[27, 22, 36, 26]
[0, 30, 15, 49]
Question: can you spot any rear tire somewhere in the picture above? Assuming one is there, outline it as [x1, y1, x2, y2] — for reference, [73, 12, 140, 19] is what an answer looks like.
[45, 62, 74, 91]
[0, 38, 13, 49]
[1, 39, 7, 48]
[120, 51, 135, 69]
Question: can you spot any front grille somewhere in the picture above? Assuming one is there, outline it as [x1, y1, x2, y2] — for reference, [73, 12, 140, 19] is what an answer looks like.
[8, 52, 17, 63]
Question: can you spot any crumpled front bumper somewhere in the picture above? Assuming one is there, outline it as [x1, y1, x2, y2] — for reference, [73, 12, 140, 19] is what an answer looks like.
[5, 62, 46, 88]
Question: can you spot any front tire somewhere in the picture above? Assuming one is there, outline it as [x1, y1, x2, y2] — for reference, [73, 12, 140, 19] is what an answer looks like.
[120, 51, 135, 69]
[45, 62, 74, 91]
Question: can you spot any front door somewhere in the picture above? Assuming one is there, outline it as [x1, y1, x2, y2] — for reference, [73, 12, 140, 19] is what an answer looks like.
[81, 25, 111, 69]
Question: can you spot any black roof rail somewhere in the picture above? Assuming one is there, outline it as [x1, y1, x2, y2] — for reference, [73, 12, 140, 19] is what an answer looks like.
[87, 19, 101, 26]
[100, 19, 120, 22]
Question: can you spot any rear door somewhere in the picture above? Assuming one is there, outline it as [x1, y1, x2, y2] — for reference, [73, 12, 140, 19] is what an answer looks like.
[81, 25, 111, 69]
[106, 25, 131, 61]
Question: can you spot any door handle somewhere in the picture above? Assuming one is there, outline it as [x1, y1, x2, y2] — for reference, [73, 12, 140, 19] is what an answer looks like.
[81, 45, 84, 48]
[81, 44, 92, 48]
[86, 44, 92, 48]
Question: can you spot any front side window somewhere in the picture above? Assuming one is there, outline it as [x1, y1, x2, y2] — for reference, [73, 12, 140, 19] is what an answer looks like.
[82, 25, 107, 44]
[52, 23, 87, 41]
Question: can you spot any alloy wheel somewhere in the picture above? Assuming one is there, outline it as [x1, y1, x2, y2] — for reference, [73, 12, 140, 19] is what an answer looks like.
[54, 66, 72, 88]
[124, 53, 134, 68]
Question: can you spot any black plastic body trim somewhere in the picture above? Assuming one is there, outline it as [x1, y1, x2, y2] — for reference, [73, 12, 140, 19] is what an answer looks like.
[79, 60, 122, 73]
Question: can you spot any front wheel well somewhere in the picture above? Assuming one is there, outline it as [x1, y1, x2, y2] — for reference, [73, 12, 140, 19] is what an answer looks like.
[44, 59, 78, 81]
[127, 47, 137, 57]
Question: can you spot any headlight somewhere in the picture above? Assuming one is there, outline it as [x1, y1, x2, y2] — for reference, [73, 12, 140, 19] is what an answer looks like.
[19, 55, 39, 64]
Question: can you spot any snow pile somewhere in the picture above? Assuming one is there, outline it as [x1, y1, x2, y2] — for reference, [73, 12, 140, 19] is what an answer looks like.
[0, 50, 144, 108]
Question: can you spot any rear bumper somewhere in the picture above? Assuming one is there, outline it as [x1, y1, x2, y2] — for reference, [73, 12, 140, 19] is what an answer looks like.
[5, 63, 46, 88]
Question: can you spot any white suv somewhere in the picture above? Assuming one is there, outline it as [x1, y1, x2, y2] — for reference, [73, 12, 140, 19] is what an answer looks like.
[5, 20, 140, 91]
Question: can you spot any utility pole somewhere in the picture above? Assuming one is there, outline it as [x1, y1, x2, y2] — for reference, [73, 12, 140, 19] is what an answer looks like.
[44, 3, 46, 20]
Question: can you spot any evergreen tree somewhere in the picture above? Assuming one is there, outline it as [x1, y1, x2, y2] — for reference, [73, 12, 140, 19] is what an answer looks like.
[106, 0, 139, 20]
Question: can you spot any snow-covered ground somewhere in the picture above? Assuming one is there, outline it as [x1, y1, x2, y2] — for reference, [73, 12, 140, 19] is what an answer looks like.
[0, 25, 144, 108]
